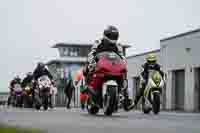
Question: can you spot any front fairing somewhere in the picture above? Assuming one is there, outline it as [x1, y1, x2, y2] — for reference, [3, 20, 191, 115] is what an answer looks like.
[37, 76, 52, 96]
[144, 71, 164, 98]
[38, 76, 51, 89]
[14, 84, 23, 96]
[87, 52, 127, 98]
[95, 52, 127, 77]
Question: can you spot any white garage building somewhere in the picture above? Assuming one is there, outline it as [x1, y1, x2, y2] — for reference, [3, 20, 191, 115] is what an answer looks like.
[127, 28, 200, 112]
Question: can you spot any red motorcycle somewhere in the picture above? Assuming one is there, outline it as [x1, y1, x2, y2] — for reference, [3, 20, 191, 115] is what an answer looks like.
[86, 51, 129, 116]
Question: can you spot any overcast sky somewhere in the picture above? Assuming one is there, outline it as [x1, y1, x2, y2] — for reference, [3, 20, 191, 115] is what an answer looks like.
[0, 0, 200, 91]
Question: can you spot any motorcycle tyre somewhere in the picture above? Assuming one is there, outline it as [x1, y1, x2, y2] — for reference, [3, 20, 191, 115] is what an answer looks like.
[152, 93, 160, 115]
[86, 98, 99, 115]
[104, 86, 117, 116]
[34, 94, 41, 110]
[43, 95, 49, 111]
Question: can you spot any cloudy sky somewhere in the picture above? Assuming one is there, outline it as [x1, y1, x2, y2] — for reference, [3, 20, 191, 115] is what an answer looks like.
[0, 0, 200, 91]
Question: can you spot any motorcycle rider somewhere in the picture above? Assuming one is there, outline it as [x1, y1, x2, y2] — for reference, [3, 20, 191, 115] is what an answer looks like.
[32, 62, 53, 82]
[8, 75, 22, 105]
[9, 75, 22, 93]
[21, 72, 33, 88]
[82, 25, 129, 108]
[128, 53, 164, 109]
[83, 25, 126, 82]
[32, 62, 54, 107]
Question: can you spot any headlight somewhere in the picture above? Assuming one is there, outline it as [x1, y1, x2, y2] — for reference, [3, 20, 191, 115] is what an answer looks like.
[152, 72, 161, 86]
[155, 79, 161, 86]
[25, 87, 30, 90]
[39, 85, 42, 89]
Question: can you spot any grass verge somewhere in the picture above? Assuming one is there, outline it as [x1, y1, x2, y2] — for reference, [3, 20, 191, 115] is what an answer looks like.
[0, 124, 44, 133]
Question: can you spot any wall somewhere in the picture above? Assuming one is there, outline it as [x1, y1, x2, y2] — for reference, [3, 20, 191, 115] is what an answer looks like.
[161, 31, 200, 111]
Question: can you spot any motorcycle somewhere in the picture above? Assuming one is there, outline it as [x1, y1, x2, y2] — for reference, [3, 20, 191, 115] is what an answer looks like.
[34, 75, 53, 110]
[13, 84, 23, 107]
[86, 51, 129, 116]
[141, 70, 164, 114]
[23, 83, 34, 108]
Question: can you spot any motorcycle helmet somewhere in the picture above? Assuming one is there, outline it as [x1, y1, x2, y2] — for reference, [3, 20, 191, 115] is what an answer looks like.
[103, 25, 119, 44]
[37, 62, 45, 69]
[26, 72, 32, 76]
[14, 75, 20, 80]
[146, 53, 157, 64]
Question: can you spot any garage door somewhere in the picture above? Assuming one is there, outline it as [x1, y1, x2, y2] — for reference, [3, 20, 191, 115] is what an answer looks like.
[194, 68, 200, 112]
[174, 70, 185, 110]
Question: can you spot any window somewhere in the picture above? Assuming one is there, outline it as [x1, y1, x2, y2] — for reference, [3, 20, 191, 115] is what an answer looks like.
[63, 48, 68, 56]
[60, 47, 81, 57]
[68, 47, 80, 57]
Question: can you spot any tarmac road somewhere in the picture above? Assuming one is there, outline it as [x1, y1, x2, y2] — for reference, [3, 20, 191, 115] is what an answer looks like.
[0, 106, 200, 133]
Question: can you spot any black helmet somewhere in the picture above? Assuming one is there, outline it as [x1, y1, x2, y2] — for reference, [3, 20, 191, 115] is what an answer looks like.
[14, 75, 20, 80]
[38, 62, 44, 67]
[103, 25, 119, 44]
[26, 72, 32, 76]
[37, 62, 45, 69]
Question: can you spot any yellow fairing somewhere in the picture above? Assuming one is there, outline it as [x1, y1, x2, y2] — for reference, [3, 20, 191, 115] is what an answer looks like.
[143, 71, 161, 97]
[152, 71, 161, 86]
[25, 86, 32, 96]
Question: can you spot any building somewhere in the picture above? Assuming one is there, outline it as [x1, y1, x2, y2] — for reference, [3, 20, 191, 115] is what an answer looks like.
[161, 28, 200, 112]
[0, 92, 9, 105]
[127, 28, 200, 112]
[46, 42, 131, 107]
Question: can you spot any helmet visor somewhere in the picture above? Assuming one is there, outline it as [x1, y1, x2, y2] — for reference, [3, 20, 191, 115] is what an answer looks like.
[148, 60, 156, 64]
[105, 32, 119, 41]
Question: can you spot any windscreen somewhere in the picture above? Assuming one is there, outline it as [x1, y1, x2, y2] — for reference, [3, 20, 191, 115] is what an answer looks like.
[96, 51, 122, 61]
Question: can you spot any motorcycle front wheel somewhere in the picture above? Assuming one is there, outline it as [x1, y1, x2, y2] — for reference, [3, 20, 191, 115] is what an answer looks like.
[103, 86, 117, 116]
[34, 94, 41, 110]
[16, 96, 23, 108]
[43, 95, 49, 111]
[152, 92, 160, 115]
[86, 97, 99, 115]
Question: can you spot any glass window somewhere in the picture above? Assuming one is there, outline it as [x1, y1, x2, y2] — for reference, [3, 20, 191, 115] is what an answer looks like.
[63, 48, 68, 56]
[67, 47, 80, 57]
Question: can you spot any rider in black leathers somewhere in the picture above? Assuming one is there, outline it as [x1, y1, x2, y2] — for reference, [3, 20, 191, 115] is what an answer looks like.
[83, 25, 131, 110]
[32, 62, 53, 82]
[128, 53, 164, 109]
[32, 62, 53, 92]
[32, 62, 54, 107]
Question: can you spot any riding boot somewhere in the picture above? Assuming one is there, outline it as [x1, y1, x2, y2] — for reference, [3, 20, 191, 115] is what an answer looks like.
[128, 82, 146, 110]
